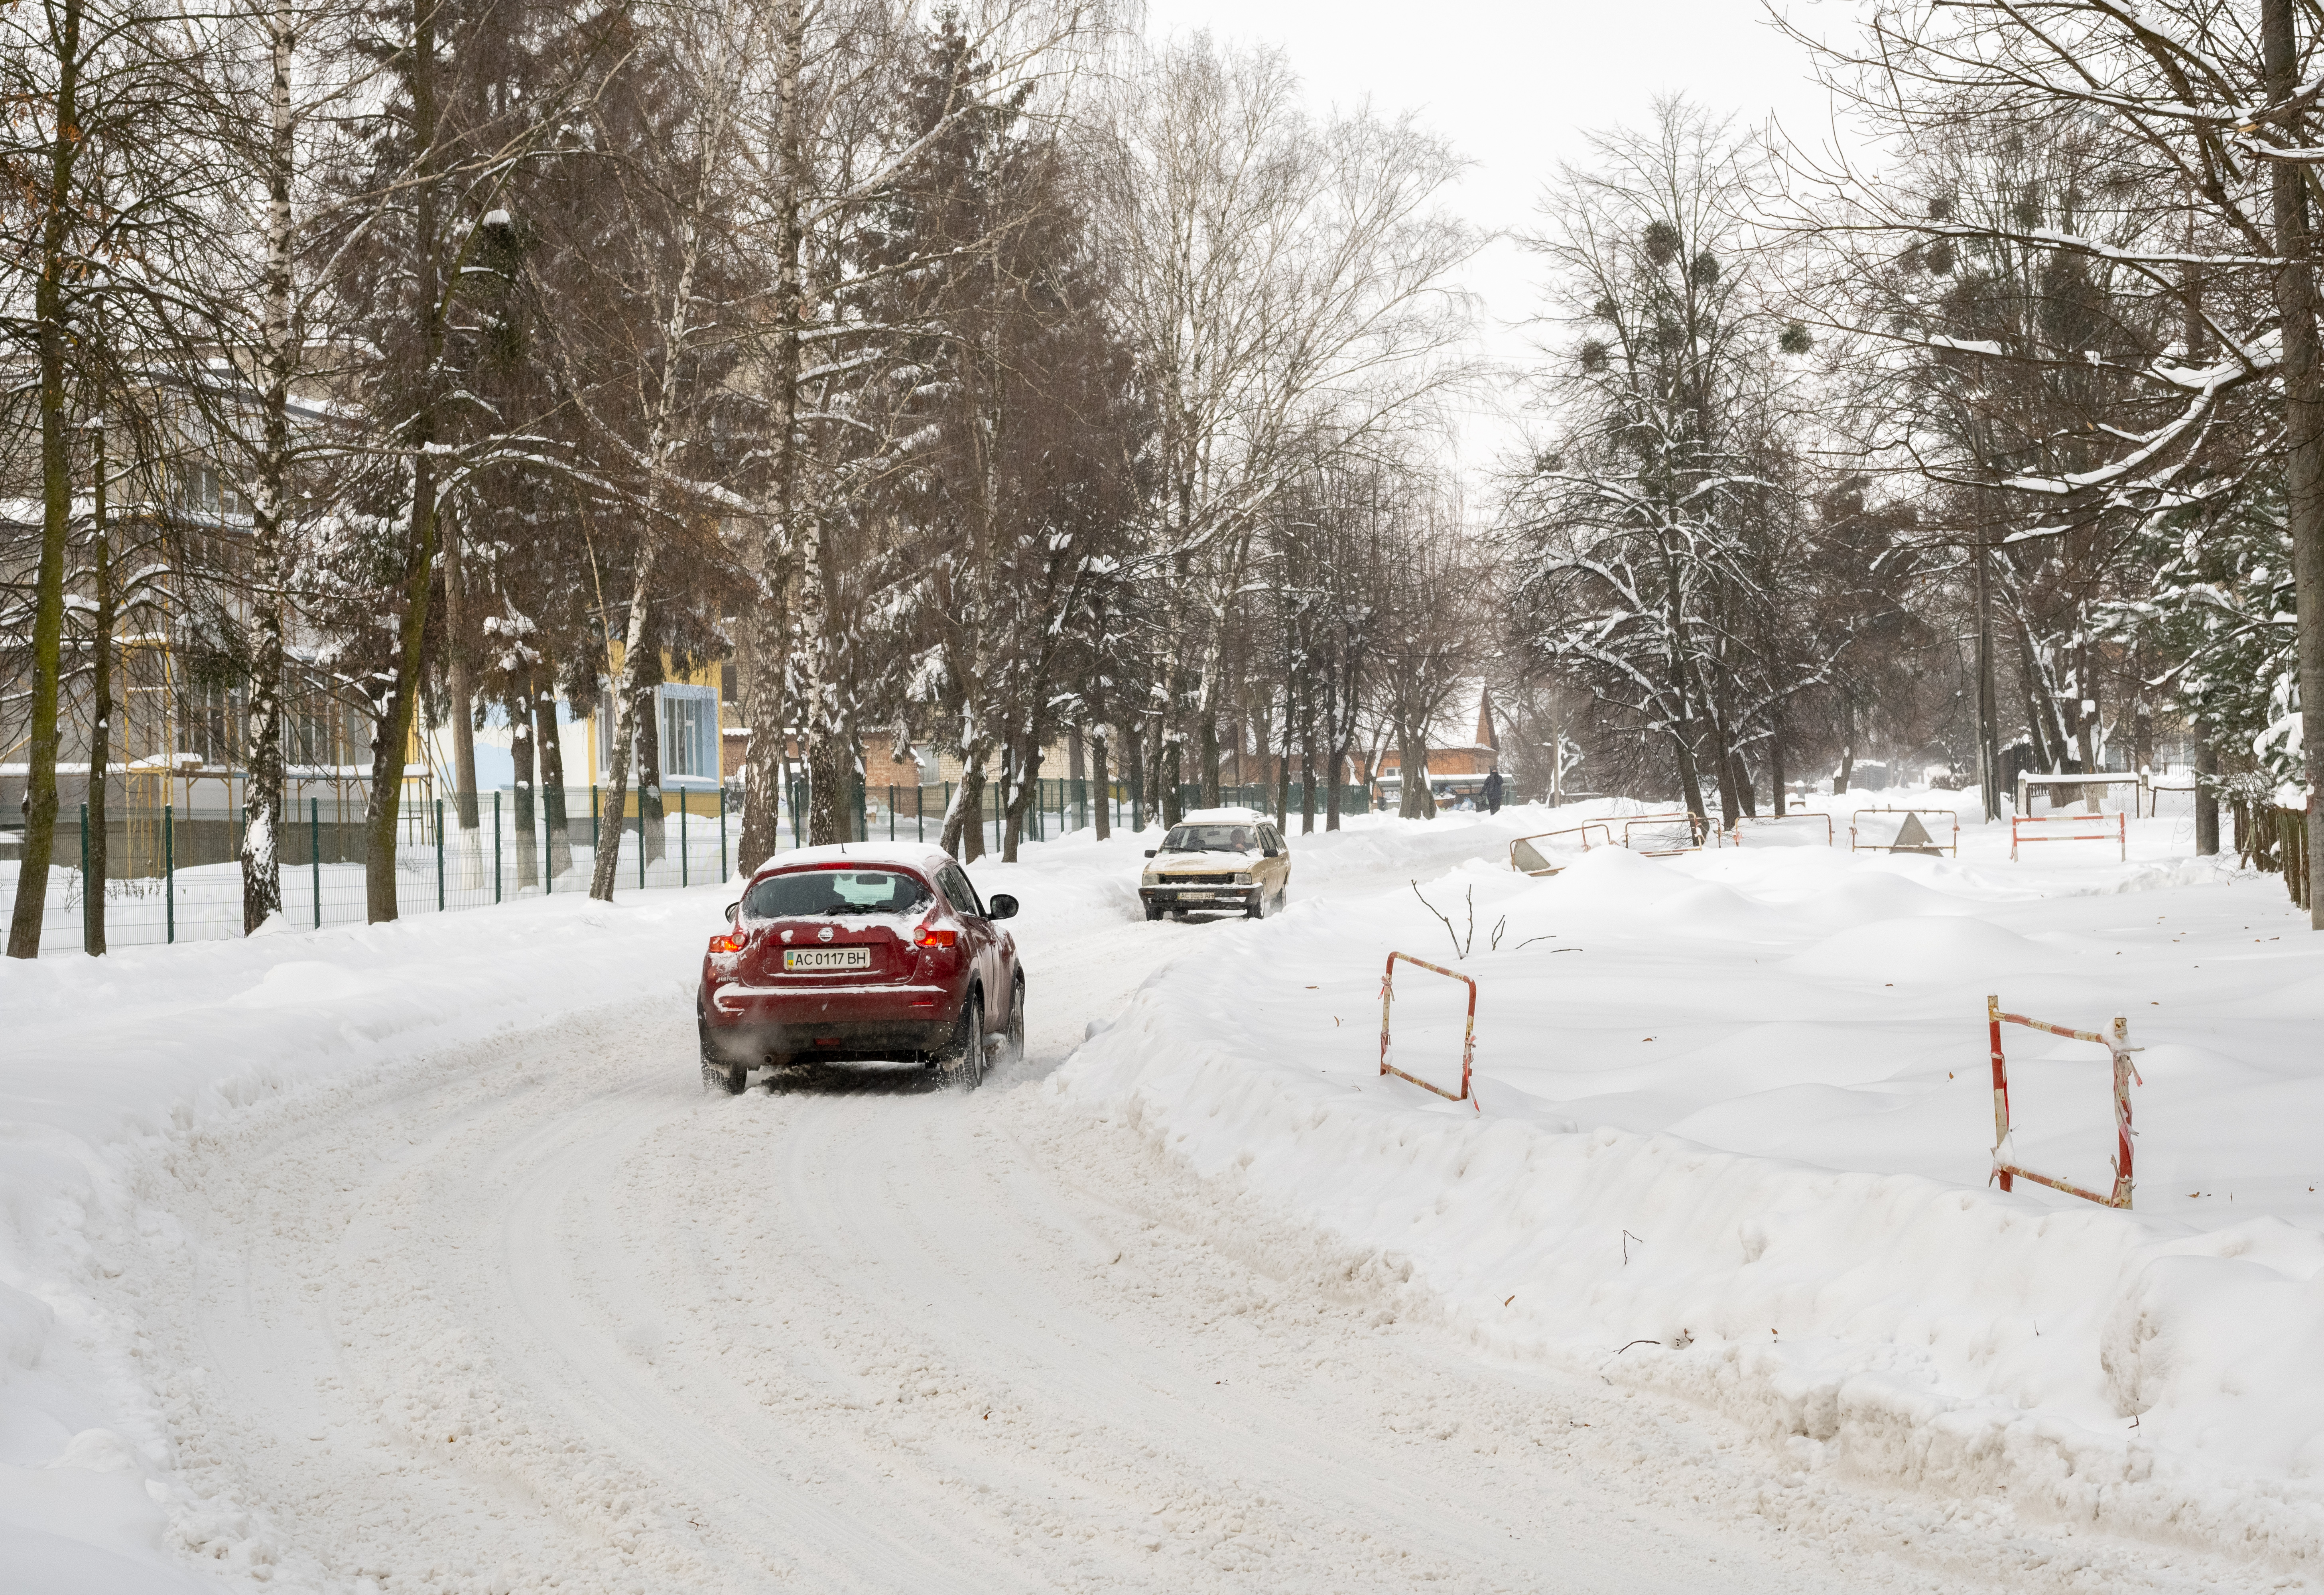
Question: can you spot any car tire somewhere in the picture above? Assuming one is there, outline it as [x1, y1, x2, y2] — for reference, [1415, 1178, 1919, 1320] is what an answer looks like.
[943, 989, 986, 1089]
[1002, 973, 1026, 1066]
[699, 1013, 749, 1094]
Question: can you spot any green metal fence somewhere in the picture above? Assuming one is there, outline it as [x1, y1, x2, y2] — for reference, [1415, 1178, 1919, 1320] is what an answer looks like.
[2, 774, 1372, 953]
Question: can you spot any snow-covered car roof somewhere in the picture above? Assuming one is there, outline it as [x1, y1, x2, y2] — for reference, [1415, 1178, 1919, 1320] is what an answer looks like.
[746, 842, 958, 880]
[1177, 807, 1271, 826]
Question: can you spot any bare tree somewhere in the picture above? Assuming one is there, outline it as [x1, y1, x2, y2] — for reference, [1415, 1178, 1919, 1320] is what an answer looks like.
[1087, 33, 1481, 814]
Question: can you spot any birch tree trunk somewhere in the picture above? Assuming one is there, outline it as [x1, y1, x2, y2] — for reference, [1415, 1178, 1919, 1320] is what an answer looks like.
[238, 0, 295, 935]
[585, 92, 723, 899]
[742, 0, 808, 859]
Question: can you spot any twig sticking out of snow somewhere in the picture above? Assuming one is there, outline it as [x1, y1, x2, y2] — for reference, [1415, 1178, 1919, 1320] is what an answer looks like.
[1409, 880, 1476, 959]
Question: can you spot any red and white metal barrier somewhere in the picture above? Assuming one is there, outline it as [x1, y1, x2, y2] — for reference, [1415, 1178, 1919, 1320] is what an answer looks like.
[1847, 807, 1961, 855]
[1723, 812, 1835, 847]
[1380, 950, 1479, 1113]
[1508, 821, 1613, 876]
[1986, 994, 2142, 1208]
[2009, 810, 2125, 861]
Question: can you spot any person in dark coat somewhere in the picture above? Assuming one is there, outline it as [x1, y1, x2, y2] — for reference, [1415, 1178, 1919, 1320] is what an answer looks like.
[1482, 770, 1504, 815]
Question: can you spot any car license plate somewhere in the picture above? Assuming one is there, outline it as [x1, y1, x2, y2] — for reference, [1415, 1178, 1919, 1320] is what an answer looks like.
[784, 946, 870, 972]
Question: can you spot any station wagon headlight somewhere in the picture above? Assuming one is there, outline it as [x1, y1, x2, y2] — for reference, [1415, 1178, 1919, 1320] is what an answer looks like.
[1233, 871, 1253, 886]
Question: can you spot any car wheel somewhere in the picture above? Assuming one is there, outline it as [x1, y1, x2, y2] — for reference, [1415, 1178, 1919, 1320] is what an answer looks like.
[1002, 974, 1026, 1066]
[699, 1014, 748, 1094]
[943, 989, 986, 1089]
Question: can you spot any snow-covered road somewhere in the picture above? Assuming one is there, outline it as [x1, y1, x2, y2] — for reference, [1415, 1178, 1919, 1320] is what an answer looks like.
[7, 801, 2317, 1592]
[124, 977, 2199, 1595]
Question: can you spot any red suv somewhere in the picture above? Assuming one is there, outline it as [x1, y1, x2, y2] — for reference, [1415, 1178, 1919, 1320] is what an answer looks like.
[697, 844, 1023, 1094]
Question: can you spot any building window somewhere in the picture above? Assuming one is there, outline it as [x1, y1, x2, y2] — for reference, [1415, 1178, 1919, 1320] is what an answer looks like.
[181, 680, 241, 766]
[661, 692, 711, 778]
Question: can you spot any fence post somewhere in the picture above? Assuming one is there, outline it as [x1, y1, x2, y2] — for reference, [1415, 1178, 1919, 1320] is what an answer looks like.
[312, 797, 322, 928]
[638, 798, 646, 890]
[543, 796, 551, 896]
[494, 791, 502, 904]
[165, 803, 175, 943]
[889, 784, 896, 841]
[918, 783, 926, 842]
[719, 794, 728, 882]
[681, 798, 689, 888]
[79, 802, 89, 950]
[591, 784, 600, 848]
[436, 798, 445, 911]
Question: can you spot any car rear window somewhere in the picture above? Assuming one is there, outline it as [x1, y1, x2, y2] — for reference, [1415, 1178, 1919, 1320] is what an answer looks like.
[744, 868, 932, 919]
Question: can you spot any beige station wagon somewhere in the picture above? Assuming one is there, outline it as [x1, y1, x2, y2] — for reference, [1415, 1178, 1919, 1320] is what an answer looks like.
[1138, 806, 1290, 921]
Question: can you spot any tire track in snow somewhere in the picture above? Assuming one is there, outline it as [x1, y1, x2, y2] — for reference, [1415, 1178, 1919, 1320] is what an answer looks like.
[112, 903, 2268, 1594]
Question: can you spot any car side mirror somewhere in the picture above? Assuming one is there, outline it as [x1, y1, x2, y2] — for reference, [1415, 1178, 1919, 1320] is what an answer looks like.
[1142, 849, 1156, 858]
[987, 893, 1019, 920]
[724, 901, 740, 922]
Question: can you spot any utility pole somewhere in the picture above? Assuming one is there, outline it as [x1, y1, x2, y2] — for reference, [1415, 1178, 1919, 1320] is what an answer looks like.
[84, 414, 111, 955]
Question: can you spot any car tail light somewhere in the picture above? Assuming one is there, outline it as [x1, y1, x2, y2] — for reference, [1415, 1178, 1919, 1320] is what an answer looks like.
[914, 922, 957, 949]
[709, 929, 747, 954]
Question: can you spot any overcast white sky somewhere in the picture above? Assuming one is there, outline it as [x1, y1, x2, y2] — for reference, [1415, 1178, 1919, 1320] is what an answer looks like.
[1133, 0, 1849, 470]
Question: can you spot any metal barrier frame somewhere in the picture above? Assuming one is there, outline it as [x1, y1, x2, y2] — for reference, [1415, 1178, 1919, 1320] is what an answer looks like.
[1508, 821, 1613, 876]
[2009, 810, 2125, 861]
[1379, 951, 1479, 1113]
[2014, 771, 2147, 816]
[1723, 812, 1835, 847]
[1621, 811, 1704, 856]
[1848, 807, 1962, 856]
[1986, 995, 2141, 1207]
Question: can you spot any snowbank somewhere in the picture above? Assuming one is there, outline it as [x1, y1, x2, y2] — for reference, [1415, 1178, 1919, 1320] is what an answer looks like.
[1054, 804, 2324, 1573]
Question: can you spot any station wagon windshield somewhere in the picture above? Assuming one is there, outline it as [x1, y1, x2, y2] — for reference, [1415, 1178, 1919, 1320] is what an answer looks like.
[1161, 825, 1257, 853]
[745, 868, 933, 918]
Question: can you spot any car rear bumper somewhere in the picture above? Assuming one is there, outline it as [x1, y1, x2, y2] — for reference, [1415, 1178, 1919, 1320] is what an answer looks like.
[700, 981, 958, 1063]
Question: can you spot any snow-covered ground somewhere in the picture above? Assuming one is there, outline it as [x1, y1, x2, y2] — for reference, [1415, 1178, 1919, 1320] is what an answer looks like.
[2, 793, 2318, 1591]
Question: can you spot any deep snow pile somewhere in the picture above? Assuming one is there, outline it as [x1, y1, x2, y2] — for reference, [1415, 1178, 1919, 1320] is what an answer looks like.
[1054, 795, 2324, 1570]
